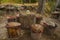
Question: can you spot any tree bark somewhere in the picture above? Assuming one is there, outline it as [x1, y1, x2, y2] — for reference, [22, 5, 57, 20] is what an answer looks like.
[55, 0, 60, 8]
[37, 0, 45, 14]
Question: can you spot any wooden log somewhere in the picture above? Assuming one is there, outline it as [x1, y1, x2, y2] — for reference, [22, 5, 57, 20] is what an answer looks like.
[31, 24, 44, 33]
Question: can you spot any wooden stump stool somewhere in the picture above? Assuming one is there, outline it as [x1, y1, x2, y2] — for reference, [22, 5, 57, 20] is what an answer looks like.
[7, 14, 20, 22]
[6, 22, 21, 38]
[31, 24, 44, 40]
[35, 14, 42, 24]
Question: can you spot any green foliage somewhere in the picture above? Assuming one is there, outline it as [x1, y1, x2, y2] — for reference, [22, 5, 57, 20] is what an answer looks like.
[48, 0, 56, 11]
[0, 0, 2, 4]
[44, 0, 56, 14]
[14, 0, 21, 3]
[1, 0, 21, 3]
[1, 0, 10, 3]
[31, 0, 36, 3]
[1, 0, 37, 3]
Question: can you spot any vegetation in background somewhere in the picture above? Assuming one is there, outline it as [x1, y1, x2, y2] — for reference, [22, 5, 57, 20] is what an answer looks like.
[0, 0, 57, 15]
[1, 0, 37, 3]
[31, 0, 37, 3]
[44, 0, 56, 16]
[0, 0, 2, 4]
[37, 0, 56, 17]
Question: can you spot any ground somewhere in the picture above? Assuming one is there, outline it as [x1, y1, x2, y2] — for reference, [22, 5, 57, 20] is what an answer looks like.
[0, 15, 60, 40]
